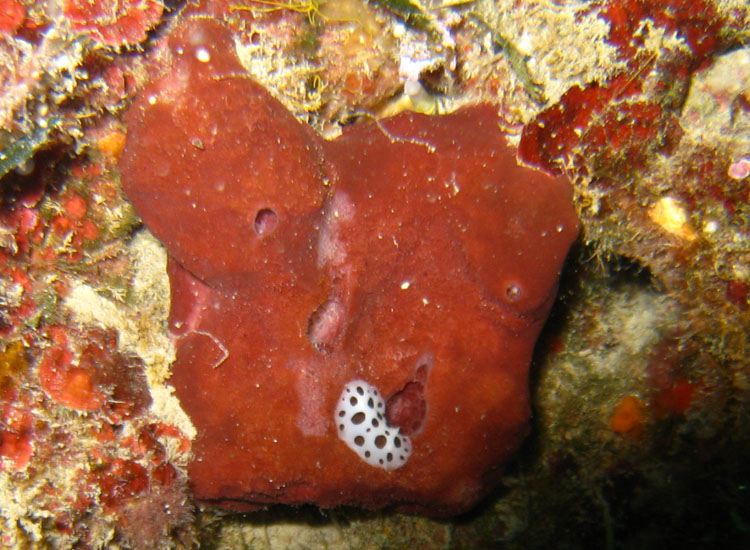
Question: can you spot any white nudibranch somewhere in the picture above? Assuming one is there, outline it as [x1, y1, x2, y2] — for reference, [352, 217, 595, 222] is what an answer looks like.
[335, 380, 412, 470]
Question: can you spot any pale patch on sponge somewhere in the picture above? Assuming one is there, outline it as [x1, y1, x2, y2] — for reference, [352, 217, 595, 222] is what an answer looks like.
[335, 380, 412, 470]
[317, 190, 355, 270]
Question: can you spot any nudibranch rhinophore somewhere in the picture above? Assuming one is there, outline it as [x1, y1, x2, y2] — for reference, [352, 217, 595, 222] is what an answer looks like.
[119, 17, 579, 515]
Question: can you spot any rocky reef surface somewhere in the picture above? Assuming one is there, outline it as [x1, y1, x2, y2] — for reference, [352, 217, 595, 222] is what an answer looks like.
[1, 0, 749, 548]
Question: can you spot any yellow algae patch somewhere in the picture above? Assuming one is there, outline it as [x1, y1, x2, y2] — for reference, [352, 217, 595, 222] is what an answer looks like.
[648, 196, 697, 242]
